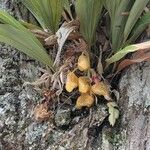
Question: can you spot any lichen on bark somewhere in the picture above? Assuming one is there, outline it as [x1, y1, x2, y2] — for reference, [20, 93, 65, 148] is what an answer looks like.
[0, 1, 150, 150]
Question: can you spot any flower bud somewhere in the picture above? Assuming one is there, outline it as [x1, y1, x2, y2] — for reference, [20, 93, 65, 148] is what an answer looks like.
[78, 77, 90, 93]
[65, 72, 78, 92]
[78, 53, 90, 71]
[76, 94, 94, 109]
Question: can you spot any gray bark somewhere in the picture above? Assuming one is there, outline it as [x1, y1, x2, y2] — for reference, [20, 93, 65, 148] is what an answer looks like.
[117, 62, 150, 150]
[0, 1, 150, 150]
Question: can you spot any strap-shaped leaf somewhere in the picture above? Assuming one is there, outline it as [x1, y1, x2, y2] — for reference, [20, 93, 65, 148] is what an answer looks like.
[103, 0, 149, 51]
[103, 0, 122, 23]
[0, 24, 54, 69]
[106, 41, 150, 65]
[0, 10, 26, 30]
[103, 0, 135, 51]
[22, 0, 63, 33]
[117, 49, 150, 72]
[0, 10, 44, 49]
[124, 0, 149, 42]
[111, 0, 134, 51]
[125, 12, 150, 45]
[76, 0, 103, 47]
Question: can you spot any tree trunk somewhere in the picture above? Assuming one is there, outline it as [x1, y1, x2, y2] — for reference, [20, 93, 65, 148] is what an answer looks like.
[116, 62, 150, 150]
[0, 1, 149, 150]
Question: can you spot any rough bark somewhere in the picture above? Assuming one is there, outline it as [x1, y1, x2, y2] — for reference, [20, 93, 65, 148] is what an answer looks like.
[116, 62, 150, 150]
[0, 1, 150, 150]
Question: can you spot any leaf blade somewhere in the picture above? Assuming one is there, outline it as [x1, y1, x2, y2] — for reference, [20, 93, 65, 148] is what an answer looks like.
[125, 12, 150, 45]
[22, 0, 63, 33]
[76, 0, 103, 46]
[0, 24, 54, 69]
[117, 49, 150, 72]
[106, 41, 150, 65]
[0, 9, 26, 30]
[123, 0, 149, 42]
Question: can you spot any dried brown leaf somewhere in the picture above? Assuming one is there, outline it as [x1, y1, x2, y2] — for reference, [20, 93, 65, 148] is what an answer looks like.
[74, 39, 88, 52]
[54, 20, 79, 66]
[117, 49, 150, 72]
[45, 35, 57, 46]
[31, 29, 50, 37]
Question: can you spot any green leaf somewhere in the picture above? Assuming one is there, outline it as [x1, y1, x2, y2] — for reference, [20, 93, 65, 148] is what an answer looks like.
[107, 102, 119, 126]
[123, 0, 149, 42]
[106, 41, 150, 65]
[111, 0, 135, 51]
[22, 0, 63, 33]
[0, 10, 54, 69]
[0, 24, 54, 70]
[104, 0, 135, 50]
[103, 0, 150, 51]
[0, 10, 26, 30]
[76, 0, 103, 47]
[103, 0, 122, 24]
[0, 9, 44, 49]
[103, 0, 122, 47]
[125, 12, 150, 45]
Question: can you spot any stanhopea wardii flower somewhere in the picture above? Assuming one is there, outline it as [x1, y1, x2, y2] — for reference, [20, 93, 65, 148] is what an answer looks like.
[78, 76, 90, 93]
[65, 72, 78, 92]
[78, 53, 90, 71]
[91, 81, 111, 100]
[76, 93, 94, 109]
